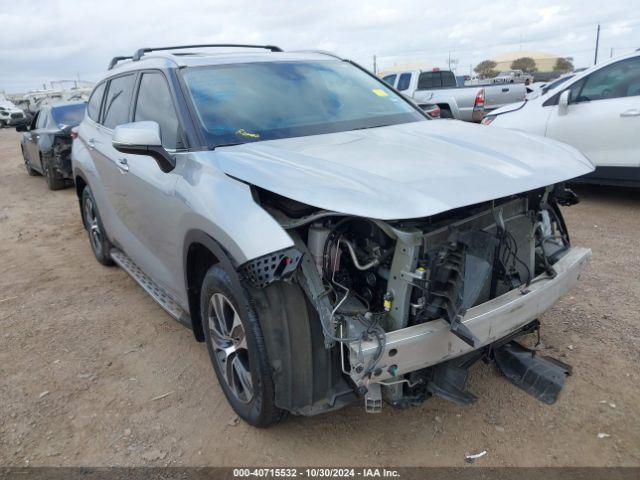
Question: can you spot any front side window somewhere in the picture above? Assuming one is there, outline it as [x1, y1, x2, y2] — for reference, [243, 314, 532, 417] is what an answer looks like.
[397, 73, 411, 91]
[183, 60, 423, 147]
[51, 103, 86, 128]
[102, 74, 136, 129]
[134, 72, 182, 149]
[546, 58, 640, 107]
[575, 57, 640, 102]
[382, 74, 397, 86]
[87, 82, 106, 122]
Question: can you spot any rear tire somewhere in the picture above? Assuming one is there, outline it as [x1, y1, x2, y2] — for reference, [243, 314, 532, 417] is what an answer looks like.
[43, 156, 66, 190]
[440, 107, 454, 119]
[22, 146, 38, 176]
[81, 186, 114, 266]
[201, 265, 285, 427]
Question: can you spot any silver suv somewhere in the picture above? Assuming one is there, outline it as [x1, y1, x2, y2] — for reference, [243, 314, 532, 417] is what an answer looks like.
[72, 44, 593, 427]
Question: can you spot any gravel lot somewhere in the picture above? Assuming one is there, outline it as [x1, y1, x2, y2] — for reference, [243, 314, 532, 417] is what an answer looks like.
[1, 128, 639, 467]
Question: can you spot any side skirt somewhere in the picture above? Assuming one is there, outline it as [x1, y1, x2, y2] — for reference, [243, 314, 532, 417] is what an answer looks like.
[110, 248, 192, 328]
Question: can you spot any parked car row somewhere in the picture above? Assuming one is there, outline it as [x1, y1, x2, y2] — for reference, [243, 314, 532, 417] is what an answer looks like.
[0, 104, 27, 127]
[17, 101, 86, 189]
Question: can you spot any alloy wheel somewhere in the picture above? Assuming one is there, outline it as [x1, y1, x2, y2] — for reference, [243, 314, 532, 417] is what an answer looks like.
[83, 196, 103, 256]
[207, 293, 254, 404]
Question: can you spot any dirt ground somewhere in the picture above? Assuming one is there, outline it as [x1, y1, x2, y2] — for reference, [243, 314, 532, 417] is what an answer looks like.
[0, 128, 639, 468]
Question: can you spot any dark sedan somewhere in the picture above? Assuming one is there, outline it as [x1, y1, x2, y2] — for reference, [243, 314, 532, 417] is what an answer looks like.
[18, 102, 86, 190]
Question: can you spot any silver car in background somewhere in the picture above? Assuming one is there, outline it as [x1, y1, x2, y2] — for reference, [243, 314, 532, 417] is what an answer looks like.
[72, 44, 592, 427]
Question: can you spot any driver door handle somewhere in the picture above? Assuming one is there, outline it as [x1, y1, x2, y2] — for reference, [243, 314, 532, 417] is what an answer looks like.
[116, 158, 129, 172]
[620, 109, 640, 117]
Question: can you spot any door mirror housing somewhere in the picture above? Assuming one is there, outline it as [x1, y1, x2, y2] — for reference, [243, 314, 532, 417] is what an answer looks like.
[558, 90, 570, 116]
[112, 121, 175, 172]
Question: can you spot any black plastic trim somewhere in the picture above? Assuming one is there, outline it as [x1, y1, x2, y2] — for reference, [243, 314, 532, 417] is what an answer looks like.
[133, 44, 283, 61]
[112, 142, 175, 173]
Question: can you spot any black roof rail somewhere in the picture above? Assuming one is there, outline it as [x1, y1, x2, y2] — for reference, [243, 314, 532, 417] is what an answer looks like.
[108, 56, 133, 70]
[132, 44, 283, 61]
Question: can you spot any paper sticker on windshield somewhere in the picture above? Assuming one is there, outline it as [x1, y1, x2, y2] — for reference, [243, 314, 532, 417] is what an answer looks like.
[372, 88, 389, 97]
[236, 129, 260, 139]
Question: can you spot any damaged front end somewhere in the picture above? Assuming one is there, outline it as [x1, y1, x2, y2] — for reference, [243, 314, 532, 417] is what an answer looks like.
[241, 184, 590, 414]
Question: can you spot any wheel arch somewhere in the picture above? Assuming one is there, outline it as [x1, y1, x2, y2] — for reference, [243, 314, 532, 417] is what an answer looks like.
[74, 172, 89, 219]
[183, 229, 243, 342]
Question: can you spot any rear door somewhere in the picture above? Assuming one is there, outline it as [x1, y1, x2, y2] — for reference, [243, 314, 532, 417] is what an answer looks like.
[90, 73, 138, 247]
[26, 109, 47, 166]
[545, 56, 640, 168]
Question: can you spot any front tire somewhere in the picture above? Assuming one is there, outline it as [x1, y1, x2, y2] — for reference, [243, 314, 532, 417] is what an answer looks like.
[201, 265, 284, 427]
[81, 186, 114, 266]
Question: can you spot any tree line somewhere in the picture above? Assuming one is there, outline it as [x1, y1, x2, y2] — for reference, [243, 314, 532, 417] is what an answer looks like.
[474, 57, 574, 78]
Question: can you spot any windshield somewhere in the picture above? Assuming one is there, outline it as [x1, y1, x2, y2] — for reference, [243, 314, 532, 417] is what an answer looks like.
[50, 103, 86, 128]
[183, 60, 425, 146]
[541, 74, 575, 95]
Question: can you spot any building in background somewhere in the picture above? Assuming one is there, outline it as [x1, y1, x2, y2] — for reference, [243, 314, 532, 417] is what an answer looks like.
[491, 50, 562, 72]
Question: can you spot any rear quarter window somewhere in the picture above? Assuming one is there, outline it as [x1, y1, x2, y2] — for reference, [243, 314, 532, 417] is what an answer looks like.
[87, 82, 106, 122]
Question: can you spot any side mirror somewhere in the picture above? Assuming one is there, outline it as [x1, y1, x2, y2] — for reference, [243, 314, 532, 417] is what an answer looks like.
[15, 124, 28, 132]
[112, 121, 175, 172]
[558, 90, 570, 116]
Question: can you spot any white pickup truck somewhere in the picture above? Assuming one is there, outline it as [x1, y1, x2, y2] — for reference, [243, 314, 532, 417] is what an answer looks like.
[381, 69, 527, 122]
[493, 69, 535, 85]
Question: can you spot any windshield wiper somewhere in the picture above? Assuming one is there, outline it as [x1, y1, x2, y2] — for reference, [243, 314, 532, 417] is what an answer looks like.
[212, 142, 245, 149]
[351, 124, 393, 131]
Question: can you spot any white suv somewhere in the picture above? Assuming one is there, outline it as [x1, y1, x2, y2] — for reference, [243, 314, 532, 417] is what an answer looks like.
[484, 52, 640, 187]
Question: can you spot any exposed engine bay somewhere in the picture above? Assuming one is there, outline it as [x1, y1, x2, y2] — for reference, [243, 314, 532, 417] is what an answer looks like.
[244, 183, 586, 413]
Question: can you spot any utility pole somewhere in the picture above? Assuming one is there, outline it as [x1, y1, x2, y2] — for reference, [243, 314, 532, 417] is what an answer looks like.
[373, 55, 377, 74]
[448, 51, 451, 70]
[594, 23, 601, 65]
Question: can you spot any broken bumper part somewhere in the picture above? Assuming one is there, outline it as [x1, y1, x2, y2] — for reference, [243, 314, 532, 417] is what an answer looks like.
[350, 246, 591, 385]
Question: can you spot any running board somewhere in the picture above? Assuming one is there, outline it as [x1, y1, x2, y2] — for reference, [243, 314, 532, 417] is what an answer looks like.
[110, 248, 188, 323]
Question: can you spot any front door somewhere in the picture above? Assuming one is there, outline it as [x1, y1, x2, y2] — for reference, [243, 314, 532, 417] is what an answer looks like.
[111, 70, 186, 296]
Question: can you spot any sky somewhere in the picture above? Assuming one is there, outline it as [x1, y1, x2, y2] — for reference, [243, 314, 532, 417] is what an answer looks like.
[1, 0, 639, 93]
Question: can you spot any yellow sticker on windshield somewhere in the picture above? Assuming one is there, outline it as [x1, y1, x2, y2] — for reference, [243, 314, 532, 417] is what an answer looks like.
[372, 88, 389, 97]
[236, 129, 260, 139]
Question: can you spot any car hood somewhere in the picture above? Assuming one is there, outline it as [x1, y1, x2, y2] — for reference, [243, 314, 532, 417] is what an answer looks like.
[214, 120, 594, 220]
